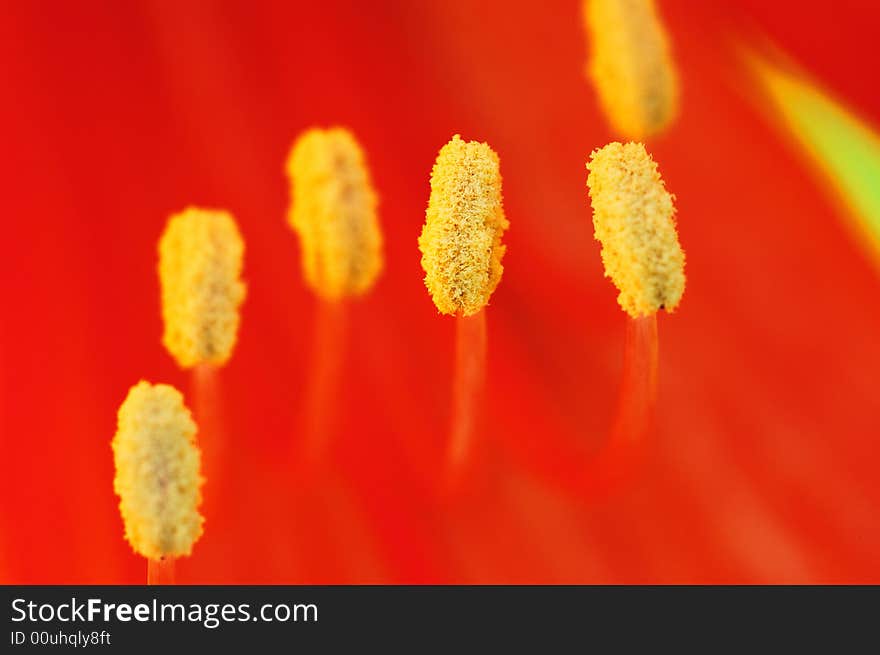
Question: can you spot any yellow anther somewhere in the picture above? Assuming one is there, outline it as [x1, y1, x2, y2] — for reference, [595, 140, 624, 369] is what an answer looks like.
[419, 135, 509, 316]
[285, 127, 384, 300]
[158, 207, 246, 368]
[112, 381, 204, 561]
[587, 141, 685, 317]
[584, 0, 679, 139]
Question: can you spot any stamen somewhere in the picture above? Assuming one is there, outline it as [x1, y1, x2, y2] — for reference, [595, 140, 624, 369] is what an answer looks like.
[419, 135, 508, 485]
[285, 127, 384, 300]
[111, 381, 204, 583]
[585, 142, 683, 492]
[158, 207, 247, 369]
[286, 127, 383, 462]
[583, 0, 679, 139]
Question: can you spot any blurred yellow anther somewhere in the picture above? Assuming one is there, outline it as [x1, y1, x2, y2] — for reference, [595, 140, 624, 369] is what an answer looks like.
[419, 135, 509, 316]
[112, 381, 204, 561]
[583, 0, 679, 139]
[158, 207, 246, 369]
[285, 127, 384, 300]
[587, 142, 685, 317]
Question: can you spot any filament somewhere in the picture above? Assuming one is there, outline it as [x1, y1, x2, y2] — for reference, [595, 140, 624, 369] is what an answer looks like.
[301, 299, 348, 463]
[448, 310, 488, 484]
[586, 314, 658, 493]
[190, 363, 223, 513]
[611, 314, 659, 447]
[147, 557, 176, 585]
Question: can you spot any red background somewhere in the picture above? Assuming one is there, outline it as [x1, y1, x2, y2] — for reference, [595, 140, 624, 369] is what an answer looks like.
[1, 0, 879, 583]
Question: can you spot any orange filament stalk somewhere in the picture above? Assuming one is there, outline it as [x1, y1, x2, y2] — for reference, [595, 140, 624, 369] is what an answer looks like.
[612, 315, 659, 445]
[584, 313, 659, 495]
[147, 557, 176, 585]
[189, 363, 223, 512]
[285, 128, 383, 461]
[448, 309, 487, 482]
[301, 299, 348, 463]
[191, 364, 220, 446]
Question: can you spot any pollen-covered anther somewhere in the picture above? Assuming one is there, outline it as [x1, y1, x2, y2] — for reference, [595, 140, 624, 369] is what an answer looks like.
[583, 0, 679, 139]
[285, 127, 384, 300]
[419, 134, 509, 316]
[158, 207, 246, 369]
[111, 381, 204, 561]
[586, 141, 685, 317]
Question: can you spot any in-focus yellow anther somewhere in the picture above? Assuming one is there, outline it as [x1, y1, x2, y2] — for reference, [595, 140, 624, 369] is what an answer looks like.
[587, 142, 685, 317]
[112, 381, 204, 561]
[158, 207, 246, 369]
[285, 127, 384, 300]
[583, 0, 679, 139]
[419, 135, 509, 316]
